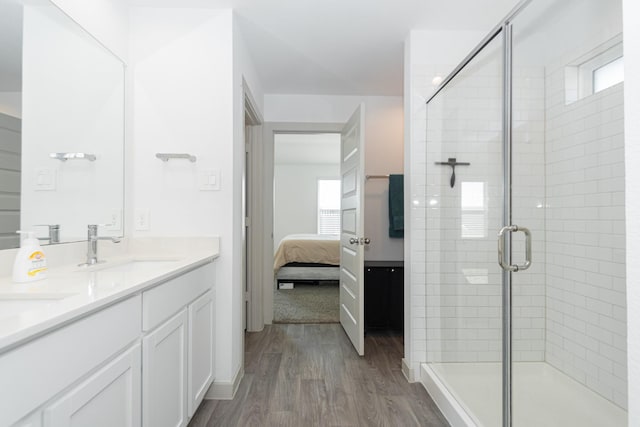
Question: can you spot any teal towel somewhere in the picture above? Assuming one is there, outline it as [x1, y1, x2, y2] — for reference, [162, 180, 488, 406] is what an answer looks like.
[388, 174, 404, 238]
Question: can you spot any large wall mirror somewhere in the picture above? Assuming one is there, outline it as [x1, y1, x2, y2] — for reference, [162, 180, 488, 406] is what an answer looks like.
[0, 0, 125, 250]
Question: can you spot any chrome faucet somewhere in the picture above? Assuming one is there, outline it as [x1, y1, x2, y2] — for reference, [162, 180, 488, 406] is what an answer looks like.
[35, 224, 60, 244]
[82, 224, 121, 266]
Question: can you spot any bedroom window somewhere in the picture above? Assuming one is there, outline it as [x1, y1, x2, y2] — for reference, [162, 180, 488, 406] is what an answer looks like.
[317, 179, 341, 235]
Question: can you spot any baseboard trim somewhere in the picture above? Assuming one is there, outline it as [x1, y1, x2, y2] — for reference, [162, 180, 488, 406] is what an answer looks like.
[205, 366, 244, 400]
[420, 363, 477, 427]
[401, 358, 415, 382]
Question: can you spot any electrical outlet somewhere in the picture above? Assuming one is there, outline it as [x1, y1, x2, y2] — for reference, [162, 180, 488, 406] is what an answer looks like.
[105, 209, 122, 231]
[135, 209, 150, 231]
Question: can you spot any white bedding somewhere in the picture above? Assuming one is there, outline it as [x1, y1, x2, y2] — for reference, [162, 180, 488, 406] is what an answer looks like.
[273, 234, 340, 272]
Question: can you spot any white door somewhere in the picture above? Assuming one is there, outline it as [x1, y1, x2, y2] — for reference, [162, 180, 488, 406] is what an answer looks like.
[43, 344, 141, 427]
[340, 104, 366, 356]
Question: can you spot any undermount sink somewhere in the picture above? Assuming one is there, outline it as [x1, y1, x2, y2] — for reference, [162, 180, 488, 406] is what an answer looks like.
[86, 259, 182, 274]
[0, 293, 78, 320]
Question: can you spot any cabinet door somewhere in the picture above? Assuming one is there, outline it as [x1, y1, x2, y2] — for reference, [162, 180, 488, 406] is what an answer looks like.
[143, 310, 188, 427]
[364, 267, 390, 329]
[188, 290, 214, 417]
[43, 344, 141, 427]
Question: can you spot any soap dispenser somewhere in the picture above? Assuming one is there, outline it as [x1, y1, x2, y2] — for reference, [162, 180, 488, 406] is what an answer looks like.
[12, 231, 47, 283]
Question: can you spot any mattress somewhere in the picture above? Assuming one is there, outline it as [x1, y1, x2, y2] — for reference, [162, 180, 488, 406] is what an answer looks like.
[273, 234, 340, 272]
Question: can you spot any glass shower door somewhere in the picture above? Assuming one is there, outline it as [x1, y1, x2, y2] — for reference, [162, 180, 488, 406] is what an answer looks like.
[424, 33, 505, 427]
[508, 0, 628, 425]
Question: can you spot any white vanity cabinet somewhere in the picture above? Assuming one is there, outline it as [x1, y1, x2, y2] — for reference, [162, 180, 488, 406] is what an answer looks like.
[141, 264, 215, 427]
[1, 258, 216, 427]
[0, 296, 141, 427]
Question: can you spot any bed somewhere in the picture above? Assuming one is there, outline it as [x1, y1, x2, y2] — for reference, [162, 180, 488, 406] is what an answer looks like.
[274, 234, 340, 287]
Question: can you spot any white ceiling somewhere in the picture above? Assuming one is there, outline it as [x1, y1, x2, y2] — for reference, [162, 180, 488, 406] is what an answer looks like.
[3, 0, 620, 99]
[133, 0, 519, 96]
[274, 133, 340, 165]
[0, 0, 520, 96]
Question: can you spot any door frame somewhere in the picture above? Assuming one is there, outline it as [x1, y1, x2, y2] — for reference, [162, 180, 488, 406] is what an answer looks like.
[252, 122, 344, 329]
[242, 80, 263, 333]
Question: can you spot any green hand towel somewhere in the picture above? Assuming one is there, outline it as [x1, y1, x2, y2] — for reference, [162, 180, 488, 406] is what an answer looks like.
[388, 174, 404, 238]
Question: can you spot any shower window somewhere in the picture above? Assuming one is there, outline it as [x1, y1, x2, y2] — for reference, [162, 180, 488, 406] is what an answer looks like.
[593, 56, 624, 93]
[565, 37, 623, 104]
[460, 182, 487, 239]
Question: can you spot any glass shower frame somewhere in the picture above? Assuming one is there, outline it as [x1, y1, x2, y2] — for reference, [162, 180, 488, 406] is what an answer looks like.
[425, 1, 533, 425]
[424, 0, 628, 426]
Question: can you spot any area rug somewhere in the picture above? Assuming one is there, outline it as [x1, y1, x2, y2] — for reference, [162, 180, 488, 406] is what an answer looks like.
[273, 283, 339, 323]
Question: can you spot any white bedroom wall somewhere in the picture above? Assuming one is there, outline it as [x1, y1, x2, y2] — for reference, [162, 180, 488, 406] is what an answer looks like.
[264, 94, 404, 262]
[273, 163, 340, 247]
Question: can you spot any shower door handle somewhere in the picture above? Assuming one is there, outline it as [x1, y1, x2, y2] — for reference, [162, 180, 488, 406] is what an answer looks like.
[498, 225, 532, 272]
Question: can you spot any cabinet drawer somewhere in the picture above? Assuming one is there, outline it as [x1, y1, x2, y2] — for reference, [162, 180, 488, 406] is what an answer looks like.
[0, 296, 141, 427]
[142, 263, 214, 332]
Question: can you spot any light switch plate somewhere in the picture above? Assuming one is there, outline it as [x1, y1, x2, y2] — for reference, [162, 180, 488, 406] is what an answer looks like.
[35, 169, 56, 191]
[134, 209, 150, 231]
[199, 169, 220, 191]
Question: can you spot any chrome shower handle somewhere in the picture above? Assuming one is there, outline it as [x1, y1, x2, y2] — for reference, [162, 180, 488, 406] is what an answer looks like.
[498, 225, 532, 272]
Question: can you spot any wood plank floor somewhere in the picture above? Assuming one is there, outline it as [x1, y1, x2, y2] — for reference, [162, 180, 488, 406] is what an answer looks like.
[189, 324, 449, 426]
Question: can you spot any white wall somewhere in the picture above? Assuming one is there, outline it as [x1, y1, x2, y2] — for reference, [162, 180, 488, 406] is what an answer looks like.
[623, 0, 640, 423]
[544, 60, 626, 408]
[264, 94, 404, 261]
[130, 6, 264, 394]
[130, 6, 237, 387]
[273, 163, 340, 246]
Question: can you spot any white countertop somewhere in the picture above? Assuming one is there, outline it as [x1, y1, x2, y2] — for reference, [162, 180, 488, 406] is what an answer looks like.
[0, 237, 219, 353]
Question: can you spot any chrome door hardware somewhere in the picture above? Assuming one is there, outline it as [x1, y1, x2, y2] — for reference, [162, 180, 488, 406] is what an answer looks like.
[349, 237, 371, 245]
[50, 152, 96, 161]
[498, 225, 532, 272]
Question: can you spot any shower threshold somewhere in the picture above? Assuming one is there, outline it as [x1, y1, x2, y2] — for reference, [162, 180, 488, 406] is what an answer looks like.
[421, 362, 627, 427]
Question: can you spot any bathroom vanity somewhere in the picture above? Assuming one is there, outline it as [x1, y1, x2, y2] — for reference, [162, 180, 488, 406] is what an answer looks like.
[0, 237, 219, 427]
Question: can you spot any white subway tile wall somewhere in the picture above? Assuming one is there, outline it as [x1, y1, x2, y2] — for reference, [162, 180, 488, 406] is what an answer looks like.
[423, 42, 546, 364]
[544, 58, 627, 408]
